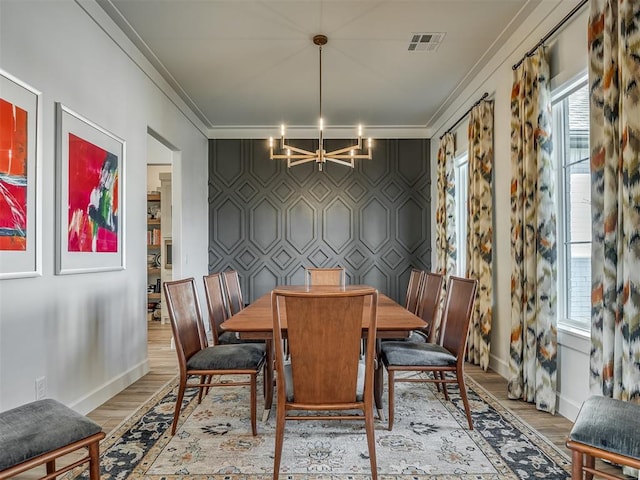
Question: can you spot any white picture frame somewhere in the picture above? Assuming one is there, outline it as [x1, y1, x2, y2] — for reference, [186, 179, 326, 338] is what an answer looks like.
[0, 69, 42, 279]
[55, 103, 125, 274]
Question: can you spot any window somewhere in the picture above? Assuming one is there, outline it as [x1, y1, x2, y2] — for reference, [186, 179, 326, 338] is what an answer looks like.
[454, 153, 469, 277]
[552, 77, 591, 331]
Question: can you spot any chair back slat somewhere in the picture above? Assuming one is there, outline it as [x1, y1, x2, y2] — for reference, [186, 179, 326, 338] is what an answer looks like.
[203, 273, 228, 345]
[440, 276, 478, 356]
[304, 267, 346, 287]
[222, 270, 244, 315]
[405, 269, 425, 314]
[163, 278, 207, 371]
[416, 272, 445, 342]
[291, 297, 361, 403]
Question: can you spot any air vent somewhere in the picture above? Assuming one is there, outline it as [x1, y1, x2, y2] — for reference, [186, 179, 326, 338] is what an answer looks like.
[408, 32, 445, 52]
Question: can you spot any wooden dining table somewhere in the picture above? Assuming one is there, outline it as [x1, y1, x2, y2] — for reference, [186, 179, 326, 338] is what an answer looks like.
[220, 285, 426, 421]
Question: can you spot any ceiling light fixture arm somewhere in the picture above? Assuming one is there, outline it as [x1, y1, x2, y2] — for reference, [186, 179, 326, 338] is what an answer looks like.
[269, 34, 373, 171]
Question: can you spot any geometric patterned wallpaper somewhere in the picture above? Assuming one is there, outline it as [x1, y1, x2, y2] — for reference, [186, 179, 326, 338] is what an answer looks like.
[208, 138, 431, 304]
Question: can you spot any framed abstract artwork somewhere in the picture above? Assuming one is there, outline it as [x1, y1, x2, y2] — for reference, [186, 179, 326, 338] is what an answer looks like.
[0, 69, 42, 279]
[55, 103, 125, 274]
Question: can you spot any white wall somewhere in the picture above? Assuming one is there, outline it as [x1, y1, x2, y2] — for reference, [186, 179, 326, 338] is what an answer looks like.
[147, 165, 171, 193]
[0, 0, 209, 413]
[429, 2, 590, 421]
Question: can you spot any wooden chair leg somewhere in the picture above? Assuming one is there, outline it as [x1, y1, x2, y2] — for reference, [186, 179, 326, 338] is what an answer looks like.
[273, 405, 286, 480]
[250, 373, 257, 436]
[433, 370, 441, 392]
[171, 378, 187, 435]
[204, 374, 211, 396]
[440, 372, 449, 400]
[263, 364, 267, 396]
[457, 369, 473, 430]
[88, 440, 101, 480]
[387, 370, 395, 431]
[197, 375, 206, 403]
[365, 405, 378, 480]
[46, 460, 55, 477]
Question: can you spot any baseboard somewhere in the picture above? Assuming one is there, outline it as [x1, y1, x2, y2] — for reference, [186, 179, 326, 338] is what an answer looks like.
[70, 360, 150, 415]
[557, 392, 581, 422]
[489, 353, 509, 378]
[488, 354, 581, 422]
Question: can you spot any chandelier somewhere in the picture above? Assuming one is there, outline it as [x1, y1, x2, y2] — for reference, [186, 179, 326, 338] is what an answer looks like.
[269, 34, 372, 172]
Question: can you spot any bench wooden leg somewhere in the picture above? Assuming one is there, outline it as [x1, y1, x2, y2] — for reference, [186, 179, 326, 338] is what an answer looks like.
[571, 450, 583, 480]
[45, 460, 55, 477]
[584, 454, 594, 480]
[88, 440, 101, 480]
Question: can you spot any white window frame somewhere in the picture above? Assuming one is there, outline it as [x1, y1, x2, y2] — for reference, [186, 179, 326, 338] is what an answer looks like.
[552, 74, 591, 334]
[454, 152, 469, 278]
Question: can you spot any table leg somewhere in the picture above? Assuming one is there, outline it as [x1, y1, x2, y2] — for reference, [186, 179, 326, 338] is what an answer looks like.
[374, 338, 386, 421]
[262, 339, 274, 422]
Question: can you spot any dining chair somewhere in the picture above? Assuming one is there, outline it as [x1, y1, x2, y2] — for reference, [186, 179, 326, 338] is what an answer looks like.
[404, 268, 425, 314]
[271, 286, 379, 480]
[381, 275, 478, 430]
[409, 271, 445, 343]
[304, 267, 346, 286]
[163, 277, 266, 436]
[202, 273, 237, 345]
[203, 273, 264, 347]
[222, 269, 244, 316]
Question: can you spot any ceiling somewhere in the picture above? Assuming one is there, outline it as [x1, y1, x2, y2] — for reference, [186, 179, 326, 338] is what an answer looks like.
[97, 0, 550, 136]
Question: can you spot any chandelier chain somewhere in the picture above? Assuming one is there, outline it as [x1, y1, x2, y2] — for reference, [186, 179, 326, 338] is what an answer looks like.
[318, 40, 322, 126]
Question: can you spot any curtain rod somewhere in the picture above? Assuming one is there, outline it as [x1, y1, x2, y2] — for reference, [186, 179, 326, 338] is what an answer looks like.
[440, 92, 489, 140]
[512, 0, 588, 70]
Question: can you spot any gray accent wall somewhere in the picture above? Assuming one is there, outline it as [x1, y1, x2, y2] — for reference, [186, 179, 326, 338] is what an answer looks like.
[208, 138, 431, 304]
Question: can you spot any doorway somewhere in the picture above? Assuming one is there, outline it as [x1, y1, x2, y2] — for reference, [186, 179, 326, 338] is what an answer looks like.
[146, 133, 173, 326]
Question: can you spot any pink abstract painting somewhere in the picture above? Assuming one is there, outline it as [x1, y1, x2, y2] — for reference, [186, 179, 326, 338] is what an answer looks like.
[67, 133, 118, 252]
[0, 98, 28, 251]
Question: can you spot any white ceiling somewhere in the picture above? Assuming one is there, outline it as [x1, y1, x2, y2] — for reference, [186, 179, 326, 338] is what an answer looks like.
[97, 0, 550, 136]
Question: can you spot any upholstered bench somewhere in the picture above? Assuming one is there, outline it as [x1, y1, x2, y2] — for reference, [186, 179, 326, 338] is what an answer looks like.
[566, 396, 640, 480]
[0, 399, 105, 480]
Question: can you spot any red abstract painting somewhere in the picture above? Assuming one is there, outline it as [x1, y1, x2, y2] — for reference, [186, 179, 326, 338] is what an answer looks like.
[0, 98, 28, 251]
[67, 133, 119, 252]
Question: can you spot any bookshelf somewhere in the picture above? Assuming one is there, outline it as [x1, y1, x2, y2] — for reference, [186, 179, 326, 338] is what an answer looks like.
[147, 192, 162, 320]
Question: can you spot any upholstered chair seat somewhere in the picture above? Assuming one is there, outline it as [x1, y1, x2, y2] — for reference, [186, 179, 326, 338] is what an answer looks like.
[186, 343, 265, 371]
[381, 341, 456, 367]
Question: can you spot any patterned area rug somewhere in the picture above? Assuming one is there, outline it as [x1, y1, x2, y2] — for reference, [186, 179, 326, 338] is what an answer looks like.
[71, 373, 572, 479]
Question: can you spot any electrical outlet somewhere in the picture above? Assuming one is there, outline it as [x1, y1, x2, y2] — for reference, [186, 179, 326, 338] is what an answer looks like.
[35, 376, 46, 400]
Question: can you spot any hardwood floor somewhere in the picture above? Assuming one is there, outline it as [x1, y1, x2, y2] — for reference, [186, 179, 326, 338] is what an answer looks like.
[86, 321, 177, 433]
[38, 320, 627, 479]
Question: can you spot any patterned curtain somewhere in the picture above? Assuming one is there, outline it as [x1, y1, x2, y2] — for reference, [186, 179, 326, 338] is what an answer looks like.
[589, 0, 640, 403]
[435, 133, 457, 277]
[507, 47, 558, 414]
[435, 133, 456, 340]
[466, 100, 494, 370]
